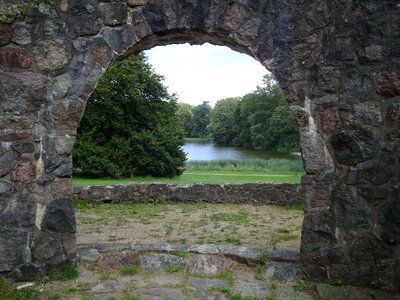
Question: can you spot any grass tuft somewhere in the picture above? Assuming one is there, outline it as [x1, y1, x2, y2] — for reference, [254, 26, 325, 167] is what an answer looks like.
[293, 279, 312, 291]
[121, 265, 139, 276]
[224, 236, 242, 245]
[59, 265, 79, 281]
[210, 212, 248, 223]
[216, 286, 243, 300]
[172, 251, 187, 258]
[276, 227, 290, 234]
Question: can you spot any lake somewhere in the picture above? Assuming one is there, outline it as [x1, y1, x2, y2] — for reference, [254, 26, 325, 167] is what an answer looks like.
[182, 141, 301, 161]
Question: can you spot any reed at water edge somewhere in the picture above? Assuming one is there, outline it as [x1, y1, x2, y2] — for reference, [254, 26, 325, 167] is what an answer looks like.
[184, 159, 304, 174]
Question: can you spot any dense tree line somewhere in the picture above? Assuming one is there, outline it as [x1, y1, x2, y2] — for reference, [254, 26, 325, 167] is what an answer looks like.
[73, 54, 186, 178]
[180, 75, 300, 152]
[176, 101, 212, 138]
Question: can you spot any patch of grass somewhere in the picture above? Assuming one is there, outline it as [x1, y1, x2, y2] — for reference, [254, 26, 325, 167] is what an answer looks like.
[271, 229, 298, 248]
[0, 278, 39, 300]
[114, 296, 140, 300]
[293, 279, 312, 292]
[73, 165, 303, 186]
[224, 236, 242, 245]
[255, 273, 265, 281]
[265, 294, 279, 300]
[172, 251, 187, 258]
[64, 283, 89, 295]
[214, 272, 234, 286]
[257, 248, 269, 265]
[179, 238, 187, 245]
[257, 248, 268, 266]
[268, 280, 278, 290]
[75, 199, 96, 211]
[255, 263, 265, 281]
[276, 227, 290, 234]
[75, 200, 169, 219]
[201, 234, 223, 244]
[329, 277, 344, 286]
[121, 265, 139, 276]
[164, 265, 184, 273]
[150, 198, 168, 205]
[99, 272, 114, 281]
[273, 234, 297, 242]
[216, 287, 243, 300]
[65, 287, 80, 294]
[58, 265, 79, 281]
[211, 212, 248, 223]
[285, 204, 303, 211]
[185, 159, 304, 173]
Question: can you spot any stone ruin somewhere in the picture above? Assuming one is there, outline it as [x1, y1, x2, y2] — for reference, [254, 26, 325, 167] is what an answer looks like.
[0, 0, 399, 292]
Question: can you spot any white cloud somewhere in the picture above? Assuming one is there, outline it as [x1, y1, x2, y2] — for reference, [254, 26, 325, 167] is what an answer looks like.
[145, 43, 268, 107]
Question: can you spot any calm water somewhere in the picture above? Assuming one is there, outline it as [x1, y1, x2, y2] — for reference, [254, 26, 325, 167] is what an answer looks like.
[182, 141, 301, 161]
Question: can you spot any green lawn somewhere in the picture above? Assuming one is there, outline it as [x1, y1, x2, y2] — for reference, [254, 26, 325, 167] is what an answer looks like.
[73, 170, 302, 186]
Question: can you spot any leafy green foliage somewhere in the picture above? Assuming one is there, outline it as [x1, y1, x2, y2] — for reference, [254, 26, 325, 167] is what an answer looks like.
[210, 75, 300, 152]
[268, 106, 300, 152]
[73, 54, 186, 178]
[209, 97, 241, 145]
[0, 0, 55, 23]
[175, 102, 211, 138]
[176, 102, 194, 136]
[189, 101, 211, 138]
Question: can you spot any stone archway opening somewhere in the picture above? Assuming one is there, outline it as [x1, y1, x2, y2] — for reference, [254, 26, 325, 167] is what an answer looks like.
[72, 40, 306, 256]
[0, 0, 398, 293]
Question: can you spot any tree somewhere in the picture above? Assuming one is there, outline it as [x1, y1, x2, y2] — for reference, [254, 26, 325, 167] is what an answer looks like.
[189, 101, 211, 138]
[73, 54, 186, 178]
[209, 97, 241, 145]
[176, 102, 194, 137]
[268, 106, 300, 152]
[210, 74, 300, 152]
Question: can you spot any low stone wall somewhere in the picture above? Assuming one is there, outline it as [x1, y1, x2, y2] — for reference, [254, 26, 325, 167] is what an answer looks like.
[73, 183, 300, 206]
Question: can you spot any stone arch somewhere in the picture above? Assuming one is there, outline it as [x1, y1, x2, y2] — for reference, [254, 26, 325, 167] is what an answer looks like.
[0, 0, 399, 292]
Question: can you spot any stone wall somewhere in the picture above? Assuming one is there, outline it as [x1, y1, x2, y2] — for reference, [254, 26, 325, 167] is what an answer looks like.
[0, 0, 399, 292]
[73, 183, 300, 206]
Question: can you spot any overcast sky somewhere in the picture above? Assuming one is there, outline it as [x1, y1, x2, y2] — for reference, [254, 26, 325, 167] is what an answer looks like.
[144, 43, 267, 107]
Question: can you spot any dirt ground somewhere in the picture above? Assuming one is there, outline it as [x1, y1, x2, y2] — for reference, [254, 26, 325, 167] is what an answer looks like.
[76, 203, 304, 251]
